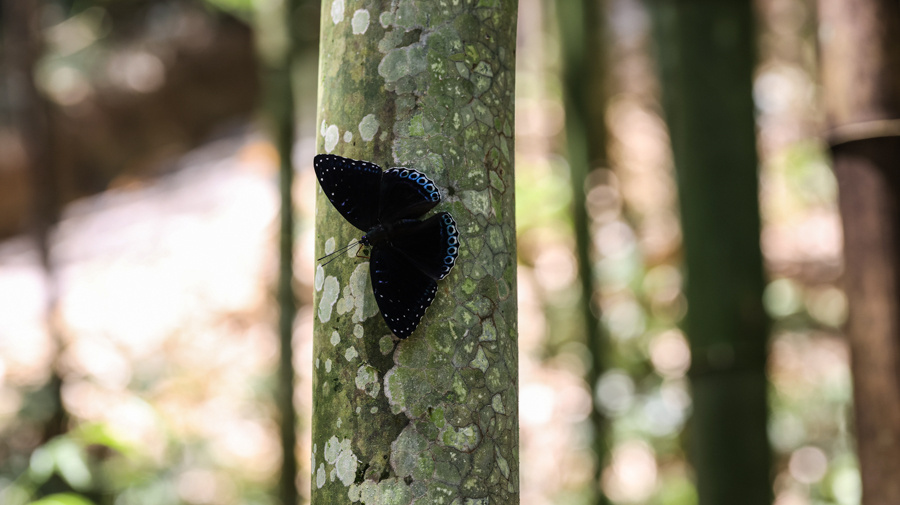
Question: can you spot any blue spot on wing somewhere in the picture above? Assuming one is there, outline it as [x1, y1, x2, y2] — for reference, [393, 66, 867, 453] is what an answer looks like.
[379, 168, 442, 221]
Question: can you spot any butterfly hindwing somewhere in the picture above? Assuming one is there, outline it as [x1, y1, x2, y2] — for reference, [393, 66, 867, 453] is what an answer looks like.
[388, 212, 460, 280]
[379, 168, 442, 223]
[314, 154, 382, 231]
[370, 245, 438, 339]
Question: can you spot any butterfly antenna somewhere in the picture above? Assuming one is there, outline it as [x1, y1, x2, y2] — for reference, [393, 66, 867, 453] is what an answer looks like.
[317, 240, 361, 265]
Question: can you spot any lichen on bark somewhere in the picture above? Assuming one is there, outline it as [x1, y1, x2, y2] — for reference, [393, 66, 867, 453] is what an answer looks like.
[312, 0, 519, 503]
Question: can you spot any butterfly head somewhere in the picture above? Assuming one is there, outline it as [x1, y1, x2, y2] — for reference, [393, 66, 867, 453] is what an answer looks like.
[360, 223, 388, 248]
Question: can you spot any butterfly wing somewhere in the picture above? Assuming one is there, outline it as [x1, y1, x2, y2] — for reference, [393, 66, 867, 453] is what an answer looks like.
[378, 168, 442, 222]
[370, 245, 438, 339]
[388, 212, 460, 280]
[314, 154, 382, 231]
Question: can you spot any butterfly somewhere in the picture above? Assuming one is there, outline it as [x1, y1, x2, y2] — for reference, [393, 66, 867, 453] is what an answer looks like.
[314, 154, 460, 339]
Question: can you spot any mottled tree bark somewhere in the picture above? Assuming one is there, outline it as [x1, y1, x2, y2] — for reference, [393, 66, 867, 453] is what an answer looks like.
[818, 1, 900, 503]
[650, 2, 772, 505]
[555, 0, 611, 503]
[312, 1, 519, 504]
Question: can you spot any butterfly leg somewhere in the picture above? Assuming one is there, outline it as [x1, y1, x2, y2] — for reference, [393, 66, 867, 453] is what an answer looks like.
[355, 243, 371, 259]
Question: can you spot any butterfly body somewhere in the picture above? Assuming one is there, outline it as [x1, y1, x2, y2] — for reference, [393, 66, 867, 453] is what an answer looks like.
[359, 219, 421, 248]
[314, 154, 460, 339]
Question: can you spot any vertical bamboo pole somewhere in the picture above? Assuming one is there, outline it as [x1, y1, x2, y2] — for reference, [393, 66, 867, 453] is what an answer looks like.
[819, 1, 900, 503]
[650, 2, 772, 504]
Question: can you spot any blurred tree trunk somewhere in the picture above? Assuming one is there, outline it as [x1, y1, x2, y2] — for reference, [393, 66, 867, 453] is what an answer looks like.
[257, 0, 321, 501]
[262, 0, 304, 503]
[312, 1, 518, 504]
[650, 2, 771, 505]
[3, 0, 68, 443]
[818, 1, 900, 503]
[555, 0, 612, 502]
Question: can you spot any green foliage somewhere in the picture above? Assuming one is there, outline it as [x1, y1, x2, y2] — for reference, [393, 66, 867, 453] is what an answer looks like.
[201, 0, 255, 19]
[29, 438, 93, 491]
[28, 493, 97, 505]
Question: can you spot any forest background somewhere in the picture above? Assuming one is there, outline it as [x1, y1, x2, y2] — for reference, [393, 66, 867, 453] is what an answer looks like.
[0, 0, 874, 504]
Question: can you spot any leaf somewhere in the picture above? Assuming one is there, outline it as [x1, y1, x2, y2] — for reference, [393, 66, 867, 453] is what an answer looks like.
[28, 493, 97, 505]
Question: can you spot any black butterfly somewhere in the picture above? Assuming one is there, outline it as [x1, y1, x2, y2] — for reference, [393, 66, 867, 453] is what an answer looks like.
[314, 154, 460, 339]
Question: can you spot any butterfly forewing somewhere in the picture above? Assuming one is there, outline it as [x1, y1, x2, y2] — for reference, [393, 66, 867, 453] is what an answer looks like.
[314, 154, 382, 231]
[379, 168, 442, 223]
[387, 213, 460, 281]
[370, 246, 439, 339]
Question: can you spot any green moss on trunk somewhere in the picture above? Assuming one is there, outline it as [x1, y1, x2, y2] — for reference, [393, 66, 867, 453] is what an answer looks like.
[312, 1, 519, 503]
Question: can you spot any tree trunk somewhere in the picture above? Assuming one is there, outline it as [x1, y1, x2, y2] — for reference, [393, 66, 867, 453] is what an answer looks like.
[3, 0, 68, 443]
[312, 1, 519, 504]
[818, 1, 900, 503]
[555, 0, 611, 503]
[264, 0, 304, 503]
[650, 2, 772, 504]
